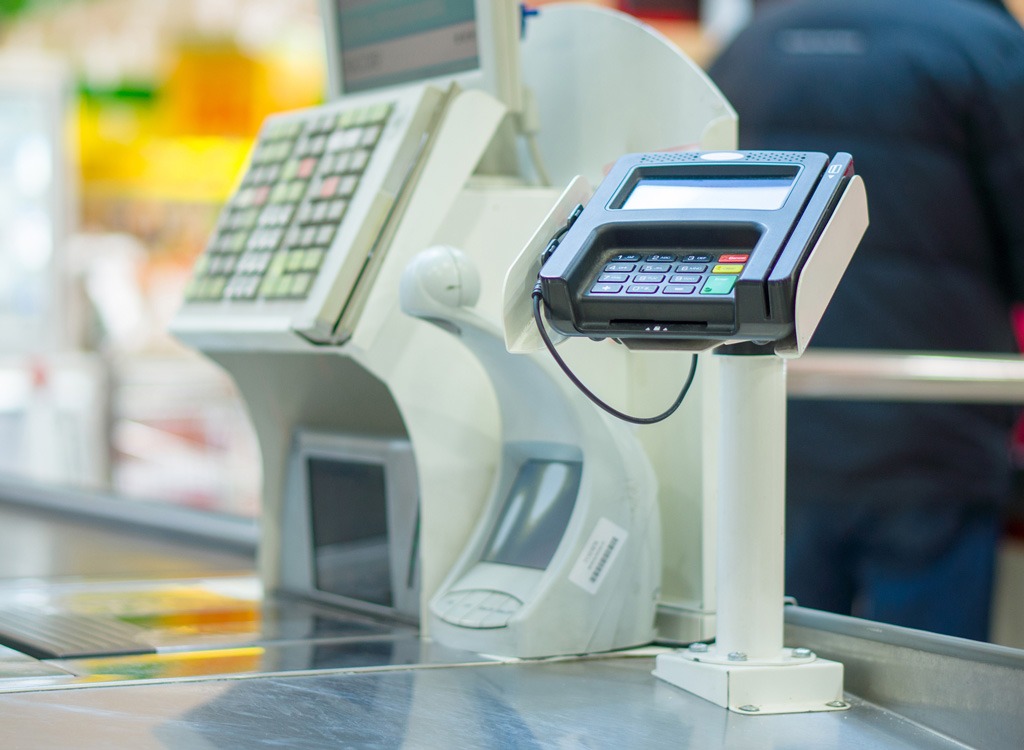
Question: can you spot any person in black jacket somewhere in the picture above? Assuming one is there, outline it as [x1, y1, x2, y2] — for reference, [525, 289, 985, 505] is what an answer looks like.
[708, 0, 1024, 640]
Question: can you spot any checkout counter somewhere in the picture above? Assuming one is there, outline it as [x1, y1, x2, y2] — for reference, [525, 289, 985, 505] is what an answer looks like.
[0, 2, 1022, 747]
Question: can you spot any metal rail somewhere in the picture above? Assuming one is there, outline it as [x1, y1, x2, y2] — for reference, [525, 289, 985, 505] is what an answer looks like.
[788, 350, 1024, 403]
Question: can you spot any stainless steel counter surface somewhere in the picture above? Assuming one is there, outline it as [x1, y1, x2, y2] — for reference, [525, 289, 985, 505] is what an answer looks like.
[1, 483, 1021, 749]
[0, 655, 971, 750]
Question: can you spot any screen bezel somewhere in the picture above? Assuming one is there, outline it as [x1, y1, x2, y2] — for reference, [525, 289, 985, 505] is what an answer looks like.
[279, 430, 420, 623]
[320, 0, 522, 113]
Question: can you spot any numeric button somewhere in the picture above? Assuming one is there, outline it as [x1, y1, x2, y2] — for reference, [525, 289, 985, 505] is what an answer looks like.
[670, 274, 702, 284]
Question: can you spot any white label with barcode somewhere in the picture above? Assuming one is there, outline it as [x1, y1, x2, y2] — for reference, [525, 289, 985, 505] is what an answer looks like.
[568, 518, 628, 594]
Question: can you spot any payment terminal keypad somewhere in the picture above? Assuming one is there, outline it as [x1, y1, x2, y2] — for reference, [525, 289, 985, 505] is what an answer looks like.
[184, 102, 393, 303]
[433, 589, 523, 629]
[587, 252, 750, 298]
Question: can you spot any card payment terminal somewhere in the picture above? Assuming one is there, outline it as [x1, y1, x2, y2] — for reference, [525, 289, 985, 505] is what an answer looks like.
[537, 151, 857, 352]
[525, 151, 868, 711]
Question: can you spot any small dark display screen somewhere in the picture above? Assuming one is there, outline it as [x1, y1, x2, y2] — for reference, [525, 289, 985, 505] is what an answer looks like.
[480, 459, 582, 570]
[309, 457, 392, 606]
[621, 176, 795, 211]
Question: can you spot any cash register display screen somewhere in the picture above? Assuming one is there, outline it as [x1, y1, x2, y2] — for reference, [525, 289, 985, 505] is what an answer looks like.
[621, 176, 795, 211]
[309, 457, 393, 606]
[336, 0, 479, 93]
[480, 459, 582, 570]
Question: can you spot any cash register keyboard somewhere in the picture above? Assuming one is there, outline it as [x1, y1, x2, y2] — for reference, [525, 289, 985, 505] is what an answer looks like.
[587, 251, 750, 298]
[184, 100, 394, 304]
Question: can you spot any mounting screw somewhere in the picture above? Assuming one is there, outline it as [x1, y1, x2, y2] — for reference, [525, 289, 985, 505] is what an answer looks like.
[793, 647, 813, 658]
[738, 705, 760, 713]
[727, 651, 748, 662]
[826, 700, 849, 709]
[688, 642, 709, 653]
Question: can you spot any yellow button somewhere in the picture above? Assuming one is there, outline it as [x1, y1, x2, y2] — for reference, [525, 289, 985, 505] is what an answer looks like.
[713, 264, 744, 274]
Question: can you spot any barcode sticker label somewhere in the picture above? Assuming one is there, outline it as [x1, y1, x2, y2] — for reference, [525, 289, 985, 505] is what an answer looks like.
[568, 518, 628, 594]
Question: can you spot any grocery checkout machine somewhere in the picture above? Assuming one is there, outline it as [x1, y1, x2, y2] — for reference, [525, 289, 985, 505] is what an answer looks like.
[167, 0, 744, 662]
[0, 0, 734, 679]
[0, 2, 1022, 748]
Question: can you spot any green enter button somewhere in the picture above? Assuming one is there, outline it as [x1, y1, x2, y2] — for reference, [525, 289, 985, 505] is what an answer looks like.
[701, 275, 737, 295]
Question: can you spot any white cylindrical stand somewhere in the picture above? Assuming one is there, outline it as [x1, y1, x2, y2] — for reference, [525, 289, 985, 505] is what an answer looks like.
[715, 353, 786, 660]
[653, 351, 847, 715]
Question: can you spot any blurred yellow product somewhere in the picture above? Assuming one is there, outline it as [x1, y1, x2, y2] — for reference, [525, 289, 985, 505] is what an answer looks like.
[77, 87, 155, 191]
[136, 135, 251, 202]
[77, 647, 265, 682]
[78, 36, 324, 204]
[164, 38, 325, 138]
[164, 39, 263, 138]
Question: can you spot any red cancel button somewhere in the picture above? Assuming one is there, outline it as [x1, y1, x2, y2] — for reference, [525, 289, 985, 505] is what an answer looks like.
[718, 254, 749, 264]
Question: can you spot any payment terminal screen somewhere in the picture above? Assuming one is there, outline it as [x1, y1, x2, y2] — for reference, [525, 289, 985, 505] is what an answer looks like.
[336, 0, 479, 93]
[622, 176, 794, 211]
[480, 459, 582, 570]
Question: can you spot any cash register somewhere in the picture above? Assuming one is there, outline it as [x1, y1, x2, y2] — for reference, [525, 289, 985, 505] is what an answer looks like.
[171, 0, 528, 628]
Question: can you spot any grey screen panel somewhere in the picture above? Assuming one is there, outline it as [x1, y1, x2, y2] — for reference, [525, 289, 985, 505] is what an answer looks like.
[308, 457, 392, 606]
[621, 176, 795, 211]
[480, 459, 582, 570]
[335, 0, 479, 94]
